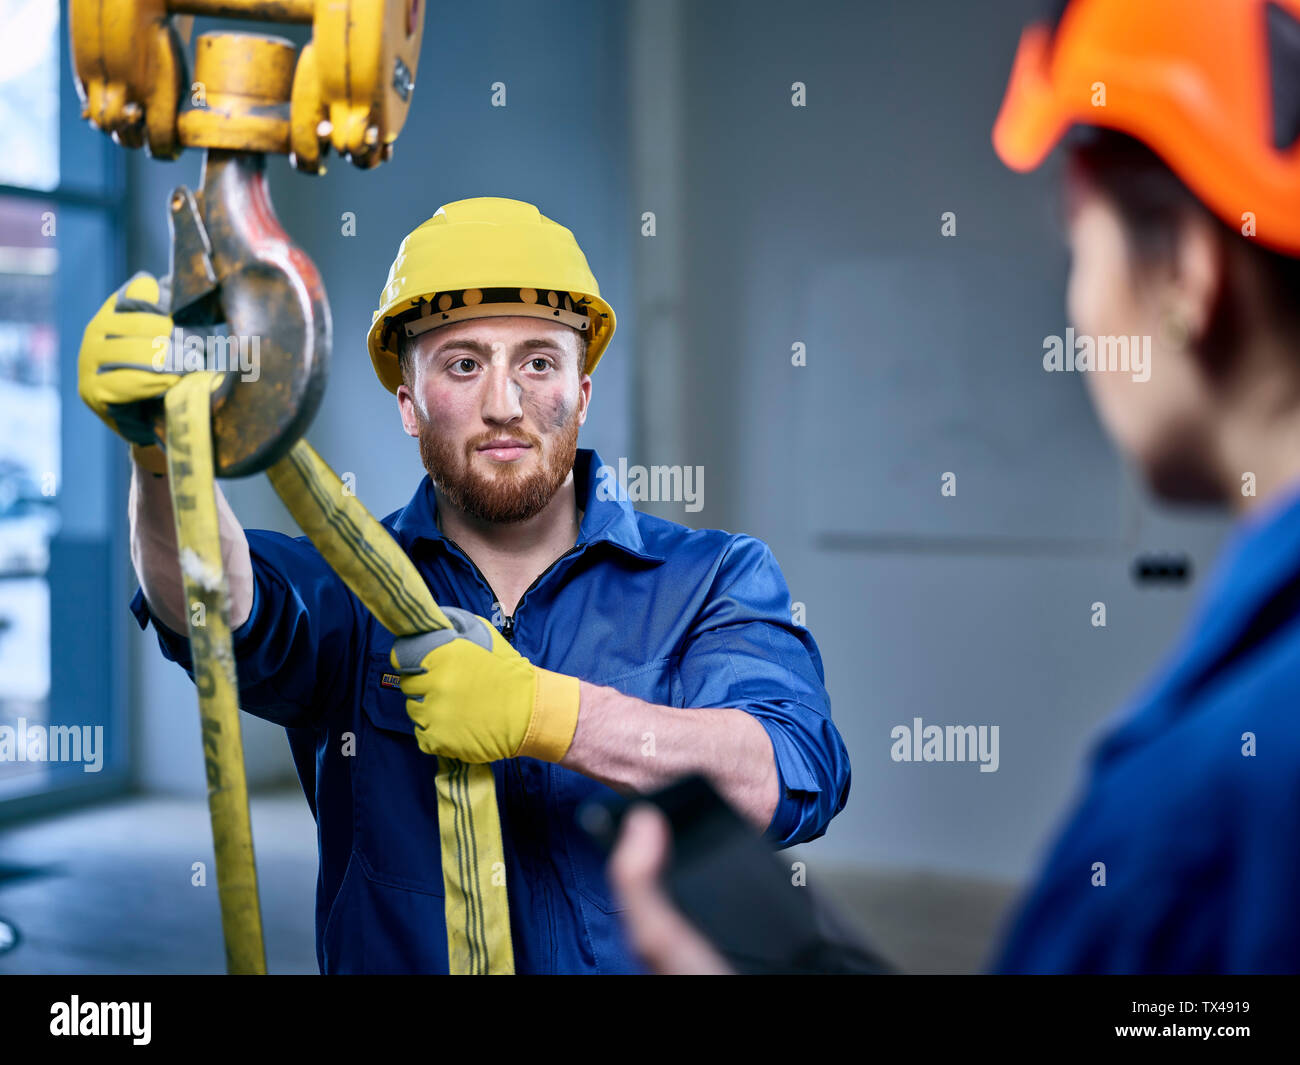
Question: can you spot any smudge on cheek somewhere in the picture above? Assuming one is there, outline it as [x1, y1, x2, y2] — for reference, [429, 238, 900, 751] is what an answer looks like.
[536, 390, 573, 433]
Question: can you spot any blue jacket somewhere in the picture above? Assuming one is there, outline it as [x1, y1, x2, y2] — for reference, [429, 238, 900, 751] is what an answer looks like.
[992, 484, 1300, 974]
[131, 447, 851, 974]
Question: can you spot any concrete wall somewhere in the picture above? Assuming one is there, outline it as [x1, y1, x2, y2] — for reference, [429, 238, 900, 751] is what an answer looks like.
[649, 0, 1231, 881]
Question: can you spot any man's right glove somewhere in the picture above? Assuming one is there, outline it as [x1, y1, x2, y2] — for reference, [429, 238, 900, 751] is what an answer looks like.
[78, 271, 179, 454]
[391, 606, 582, 765]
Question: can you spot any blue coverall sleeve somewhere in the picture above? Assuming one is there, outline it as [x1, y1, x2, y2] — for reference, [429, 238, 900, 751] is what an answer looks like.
[129, 528, 363, 730]
[675, 535, 851, 849]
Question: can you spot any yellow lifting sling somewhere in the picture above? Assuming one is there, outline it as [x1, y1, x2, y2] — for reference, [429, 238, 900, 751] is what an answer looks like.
[72, 0, 515, 973]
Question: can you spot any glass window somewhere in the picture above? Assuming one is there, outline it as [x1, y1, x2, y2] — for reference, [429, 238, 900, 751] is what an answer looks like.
[0, 2, 124, 805]
[0, 0, 60, 191]
[0, 196, 59, 789]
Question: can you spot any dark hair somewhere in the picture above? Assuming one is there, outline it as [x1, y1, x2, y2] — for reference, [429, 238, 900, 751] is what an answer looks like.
[396, 318, 589, 389]
[1065, 127, 1300, 331]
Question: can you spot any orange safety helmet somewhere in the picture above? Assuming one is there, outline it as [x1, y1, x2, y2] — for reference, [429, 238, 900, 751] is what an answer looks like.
[993, 0, 1300, 255]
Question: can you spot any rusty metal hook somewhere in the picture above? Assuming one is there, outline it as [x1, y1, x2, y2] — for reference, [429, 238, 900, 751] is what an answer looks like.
[158, 149, 330, 477]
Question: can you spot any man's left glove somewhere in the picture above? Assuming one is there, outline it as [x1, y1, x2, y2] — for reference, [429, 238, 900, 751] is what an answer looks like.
[390, 606, 580, 764]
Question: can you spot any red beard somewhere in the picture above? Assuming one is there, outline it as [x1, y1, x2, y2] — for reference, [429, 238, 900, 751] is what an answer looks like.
[417, 404, 581, 525]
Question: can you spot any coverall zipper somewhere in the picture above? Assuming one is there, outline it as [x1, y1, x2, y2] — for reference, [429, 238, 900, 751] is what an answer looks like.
[499, 541, 585, 970]
[441, 535, 586, 638]
[501, 542, 585, 637]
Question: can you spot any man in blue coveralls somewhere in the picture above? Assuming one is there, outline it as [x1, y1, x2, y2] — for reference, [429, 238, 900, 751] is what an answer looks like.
[84, 196, 851, 974]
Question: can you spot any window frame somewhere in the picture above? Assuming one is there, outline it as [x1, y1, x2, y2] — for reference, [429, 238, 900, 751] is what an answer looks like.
[0, 3, 130, 822]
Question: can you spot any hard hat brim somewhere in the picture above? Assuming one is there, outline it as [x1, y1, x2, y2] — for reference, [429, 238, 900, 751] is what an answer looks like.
[991, 3, 1300, 256]
[368, 293, 615, 394]
[992, 23, 1069, 173]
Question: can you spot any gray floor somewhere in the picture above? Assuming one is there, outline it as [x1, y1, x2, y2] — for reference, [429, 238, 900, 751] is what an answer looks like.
[0, 787, 1019, 974]
[0, 789, 320, 974]
[795, 859, 1021, 974]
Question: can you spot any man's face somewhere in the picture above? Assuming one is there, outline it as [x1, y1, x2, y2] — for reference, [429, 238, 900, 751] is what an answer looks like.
[396, 315, 591, 524]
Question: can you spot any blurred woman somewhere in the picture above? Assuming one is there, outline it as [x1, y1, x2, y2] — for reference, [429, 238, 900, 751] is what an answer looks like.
[988, 0, 1300, 973]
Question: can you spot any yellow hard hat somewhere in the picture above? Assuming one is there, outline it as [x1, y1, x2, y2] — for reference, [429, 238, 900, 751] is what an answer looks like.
[366, 197, 616, 394]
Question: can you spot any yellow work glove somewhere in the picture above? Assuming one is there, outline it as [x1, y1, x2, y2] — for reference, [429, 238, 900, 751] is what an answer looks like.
[78, 271, 178, 450]
[390, 606, 581, 764]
